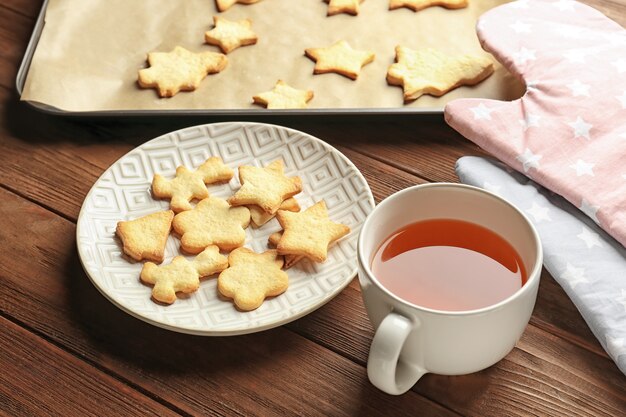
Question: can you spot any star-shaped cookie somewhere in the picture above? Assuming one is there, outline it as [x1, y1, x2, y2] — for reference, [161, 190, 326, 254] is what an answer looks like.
[229, 160, 302, 213]
[305, 40, 375, 80]
[387, 46, 493, 102]
[389, 0, 468, 12]
[249, 197, 300, 227]
[172, 196, 250, 253]
[326, 0, 363, 16]
[216, 0, 261, 12]
[138, 46, 227, 97]
[116, 210, 174, 263]
[276, 200, 350, 263]
[205, 16, 258, 54]
[152, 157, 234, 213]
[253, 80, 314, 109]
[141, 246, 228, 304]
[217, 248, 288, 311]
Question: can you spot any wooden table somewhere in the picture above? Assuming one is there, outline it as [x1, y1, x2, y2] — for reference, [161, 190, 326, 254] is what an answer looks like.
[2, 1, 625, 415]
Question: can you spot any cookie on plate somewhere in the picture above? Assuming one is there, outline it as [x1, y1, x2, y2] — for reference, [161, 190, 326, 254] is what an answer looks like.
[276, 200, 350, 263]
[152, 157, 234, 213]
[141, 245, 228, 304]
[116, 210, 174, 263]
[173, 196, 250, 253]
[229, 160, 302, 214]
[249, 197, 300, 227]
[218, 248, 288, 311]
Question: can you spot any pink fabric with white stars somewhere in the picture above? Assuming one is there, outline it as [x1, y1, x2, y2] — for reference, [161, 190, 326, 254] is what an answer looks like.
[444, 0, 626, 248]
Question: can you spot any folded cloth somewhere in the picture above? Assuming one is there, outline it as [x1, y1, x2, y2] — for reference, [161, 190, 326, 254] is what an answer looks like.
[444, 0, 626, 247]
[456, 156, 626, 376]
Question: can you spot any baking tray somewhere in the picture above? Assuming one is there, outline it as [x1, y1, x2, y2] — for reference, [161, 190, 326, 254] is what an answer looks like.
[16, 0, 523, 117]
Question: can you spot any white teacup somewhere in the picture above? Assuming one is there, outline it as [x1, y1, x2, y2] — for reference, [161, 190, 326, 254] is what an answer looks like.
[358, 183, 543, 395]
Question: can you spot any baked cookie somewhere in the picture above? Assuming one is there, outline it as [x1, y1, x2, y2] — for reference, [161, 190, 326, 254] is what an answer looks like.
[173, 196, 250, 253]
[216, 0, 261, 12]
[152, 157, 234, 213]
[116, 210, 174, 263]
[229, 160, 302, 214]
[268, 228, 341, 269]
[218, 248, 288, 311]
[249, 197, 300, 227]
[389, 0, 468, 12]
[326, 0, 364, 16]
[276, 200, 350, 263]
[138, 46, 227, 97]
[387, 46, 493, 102]
[305, 40, 375, 80]
[253, 80, 314, 109]
[141, 245, 228, 304]
[205, 16, 258, 54]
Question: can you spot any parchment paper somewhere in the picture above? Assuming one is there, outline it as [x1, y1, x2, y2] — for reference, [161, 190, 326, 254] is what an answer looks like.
[21, 0, 525, 112]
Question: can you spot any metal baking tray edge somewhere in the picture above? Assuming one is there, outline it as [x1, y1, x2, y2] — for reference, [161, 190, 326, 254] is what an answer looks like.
[15, 0, 443, 117]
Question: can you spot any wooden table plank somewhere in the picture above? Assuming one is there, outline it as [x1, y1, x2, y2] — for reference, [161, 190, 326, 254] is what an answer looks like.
[0, 316, 179, 417]
[0, 186, 455, 417]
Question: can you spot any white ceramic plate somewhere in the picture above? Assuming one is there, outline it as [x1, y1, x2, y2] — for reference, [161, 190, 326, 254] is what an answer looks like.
[76, 122, 375, 335]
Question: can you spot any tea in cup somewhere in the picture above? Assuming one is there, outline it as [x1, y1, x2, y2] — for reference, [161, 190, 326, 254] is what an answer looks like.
[358, 183, 543, 395]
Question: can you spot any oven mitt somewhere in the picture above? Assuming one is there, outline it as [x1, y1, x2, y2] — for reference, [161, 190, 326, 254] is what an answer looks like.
[456, 156, 626, 376]
[444, 0, 626, 248]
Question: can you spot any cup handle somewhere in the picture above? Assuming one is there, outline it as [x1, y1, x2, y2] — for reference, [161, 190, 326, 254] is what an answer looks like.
[367, 312, 426, 395]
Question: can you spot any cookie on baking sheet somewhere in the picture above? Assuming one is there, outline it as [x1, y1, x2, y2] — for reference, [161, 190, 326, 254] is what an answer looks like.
[138, 46, 227, 98]
[116, 210, 174, 263]
[173, 196, 250, 253]
[326, 0, 363, 16]
[389, 0, 468, 12]
[276, 200, 350, 263]
[253, 80, 314, 109]
[205, 16, 258, 54]
[229, 160, 302, 214]
[152, 157, 234, 213]
[218, 248, 288, 311]
[249, 197, 300, 227]
[305, 40, 375, 80]
[141, 245, 228, 304]
[387, 46, 493, 102]
[216, 0, 261, 12]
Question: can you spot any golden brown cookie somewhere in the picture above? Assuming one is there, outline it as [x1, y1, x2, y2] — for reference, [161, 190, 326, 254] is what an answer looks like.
[249, 197, 300, 227]
[268, 232, 302, 269]
[389, 0, 468, 12]
[138, 46, 227, 97]
[276, 200, 350, 263]
[253, 80, 314, 109]
[326, 0, 364, 16]
[218, 248, 288, 311]
[386, 46, 493, 102]
[305, 40, 375, 80]
[173, 196, 250, 253]
[152, 157, 234, 213]
[216, 0, 261, 12]
[140, 245, 228, 304]
[229, 160, 302, 214]
[116, 210, 174, 263]
[205, 16, 258, 54]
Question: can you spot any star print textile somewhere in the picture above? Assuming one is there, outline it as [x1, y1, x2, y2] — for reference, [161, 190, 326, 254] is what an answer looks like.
[444, 0, 626, 248]
[456, 156, 626, 376]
